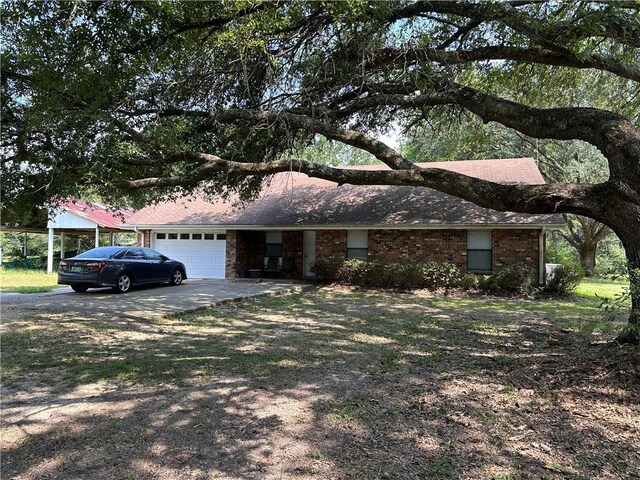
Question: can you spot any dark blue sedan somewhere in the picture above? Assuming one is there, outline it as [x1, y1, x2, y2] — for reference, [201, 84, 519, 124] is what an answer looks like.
[58, 246, 187, 293]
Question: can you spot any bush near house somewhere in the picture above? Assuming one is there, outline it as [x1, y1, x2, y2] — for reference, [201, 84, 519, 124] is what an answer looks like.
[543, 263, 585, 295]
[312, 259, 527, 292]
[312, 259, 467, 288]
[480, 264, 532, 295]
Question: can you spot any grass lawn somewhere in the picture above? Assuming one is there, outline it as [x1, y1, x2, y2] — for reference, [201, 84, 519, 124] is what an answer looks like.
[1, 285, 638, 479]
[575, 276, 629, 302]
[0, 268, 62, 293]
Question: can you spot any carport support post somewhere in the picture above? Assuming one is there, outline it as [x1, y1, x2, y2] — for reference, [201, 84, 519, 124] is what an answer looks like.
[95, 227, 100, 248]
[47, 228, 54, 274]
[60, 232, 66, 259]
[110, 232, 114, 246]
[23, 232, 28, 257]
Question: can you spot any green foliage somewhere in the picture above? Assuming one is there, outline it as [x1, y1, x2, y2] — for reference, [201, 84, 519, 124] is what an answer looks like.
[599, 269, 639, 321]
[544, 264, 585, 296]
[481, 265, 532, 295]
[312, 259, 465, 289]
[310, 258, 343, 281]
[594, 235, 628, 277]
[299, 136, 377, 166]
[546, 234, 582, 269]
[313, 259, 536, 295]
[3, 0, 638, 216]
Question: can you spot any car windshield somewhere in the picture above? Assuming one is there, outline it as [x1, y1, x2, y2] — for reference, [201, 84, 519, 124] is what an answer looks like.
[75, 247, 124, 259]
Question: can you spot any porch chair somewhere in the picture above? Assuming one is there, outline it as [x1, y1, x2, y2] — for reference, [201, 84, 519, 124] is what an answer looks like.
[263, 256, 282, 278]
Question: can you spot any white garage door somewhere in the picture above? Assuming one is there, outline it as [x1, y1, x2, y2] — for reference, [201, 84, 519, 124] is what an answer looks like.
[154, 232, 226, 279]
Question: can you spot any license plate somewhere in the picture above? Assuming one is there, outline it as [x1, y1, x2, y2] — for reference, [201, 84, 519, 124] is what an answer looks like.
[70, 266, 83, 273]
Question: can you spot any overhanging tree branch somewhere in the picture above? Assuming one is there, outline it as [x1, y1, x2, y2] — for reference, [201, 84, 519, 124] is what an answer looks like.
[155, 108, 418, 170]
[116, 152, 605, 217]
[389, 1, 640, 49]
[366, 46, 640, 83]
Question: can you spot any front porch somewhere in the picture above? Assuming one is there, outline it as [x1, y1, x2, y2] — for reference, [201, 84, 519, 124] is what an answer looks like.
[226, 230, 320, 279]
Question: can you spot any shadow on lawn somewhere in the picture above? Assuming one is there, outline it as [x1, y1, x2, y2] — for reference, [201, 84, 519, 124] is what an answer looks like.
[2, 290, 639, 479]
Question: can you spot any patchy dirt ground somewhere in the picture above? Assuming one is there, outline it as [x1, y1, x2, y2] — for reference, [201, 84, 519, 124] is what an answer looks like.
[1, 287, 639, 479]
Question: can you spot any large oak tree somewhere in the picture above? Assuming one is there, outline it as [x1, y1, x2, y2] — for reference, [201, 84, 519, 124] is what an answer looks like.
[2, 1, 639, 341]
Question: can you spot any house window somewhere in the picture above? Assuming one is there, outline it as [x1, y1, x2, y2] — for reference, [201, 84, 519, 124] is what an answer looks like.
[217, 234, 226, 240]
[204, 233, 215, 240]
[347, 230, 368, 260]
[192, 233, 202, 240]
[180, 233, 190, 240]
[156, 233, 166, 240]
[467, 230, 492, 271]
[265, 232, 283, 257]
[168, 233, 178, 240]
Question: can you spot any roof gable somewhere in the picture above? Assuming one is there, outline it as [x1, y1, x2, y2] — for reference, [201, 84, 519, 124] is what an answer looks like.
[51, 199, 135, 229]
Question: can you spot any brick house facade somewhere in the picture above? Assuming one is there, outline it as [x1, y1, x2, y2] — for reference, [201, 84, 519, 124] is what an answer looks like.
[129, 159, 562, 282]
[224, 228, 544, 283]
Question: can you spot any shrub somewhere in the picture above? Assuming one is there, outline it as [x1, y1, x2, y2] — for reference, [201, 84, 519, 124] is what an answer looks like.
[543, 263, 584, 295]
[339, 259, 369, 285]
[482, 265, 532, 294]
[313, 258, 464, 289]
[311, 258, 343, 281]
[413, 262, 463, 288]
[457, 273, 480, 290]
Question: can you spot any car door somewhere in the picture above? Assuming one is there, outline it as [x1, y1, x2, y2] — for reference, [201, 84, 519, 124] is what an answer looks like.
[123, 248, 152, 283]
[143, 248, 172, 282]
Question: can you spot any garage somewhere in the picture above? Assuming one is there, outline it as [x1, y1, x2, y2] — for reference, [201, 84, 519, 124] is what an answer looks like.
[154, 232, 226, 279]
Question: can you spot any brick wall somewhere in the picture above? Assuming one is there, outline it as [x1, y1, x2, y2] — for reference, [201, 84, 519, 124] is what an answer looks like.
[139, 231, 151, 248]
[369, 228, 541, 281]
[282, 231, 304, 278]
[493, 229, 540, 282]
[227, 228, 541, 282]
[225, 230, 239, 278]
[316, 230, 348, 260]
[369, 229, 467, 269]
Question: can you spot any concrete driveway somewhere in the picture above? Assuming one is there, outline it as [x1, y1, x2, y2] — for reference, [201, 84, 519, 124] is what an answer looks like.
[1, 280, 307, 319]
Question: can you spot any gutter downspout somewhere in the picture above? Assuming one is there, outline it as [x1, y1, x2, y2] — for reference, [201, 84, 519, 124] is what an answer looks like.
[539, 227, 546, 285]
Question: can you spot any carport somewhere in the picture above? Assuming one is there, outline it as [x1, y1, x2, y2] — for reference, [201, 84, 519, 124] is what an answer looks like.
[0, 199, 137, 273]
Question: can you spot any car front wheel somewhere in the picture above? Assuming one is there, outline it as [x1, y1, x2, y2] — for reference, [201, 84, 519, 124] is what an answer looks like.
[171, 268, 183, 286]
[71, 285, 88, 293]
[114, 273, 132, 293]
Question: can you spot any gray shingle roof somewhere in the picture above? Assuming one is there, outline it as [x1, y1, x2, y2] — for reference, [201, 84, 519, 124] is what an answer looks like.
[127, 158, 565, 228]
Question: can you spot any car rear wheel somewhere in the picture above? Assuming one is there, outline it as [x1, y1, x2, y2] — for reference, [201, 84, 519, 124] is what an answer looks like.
[114, 273, 132, 293]
[171, 268, 183, 286]
[71, 285, 88, 293]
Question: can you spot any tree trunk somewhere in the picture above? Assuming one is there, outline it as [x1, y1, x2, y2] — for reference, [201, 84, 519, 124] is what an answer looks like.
[615, 227, 640, 344]
[577, 245, 597, 276]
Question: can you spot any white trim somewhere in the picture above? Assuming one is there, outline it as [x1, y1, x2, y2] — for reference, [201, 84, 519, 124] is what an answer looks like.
[130, 223, 564, 231]
[47, 228, 54, 274]
[151, 228, 228, 233]
[539, 227, 546, 285]
[303, 231, 316, 278]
